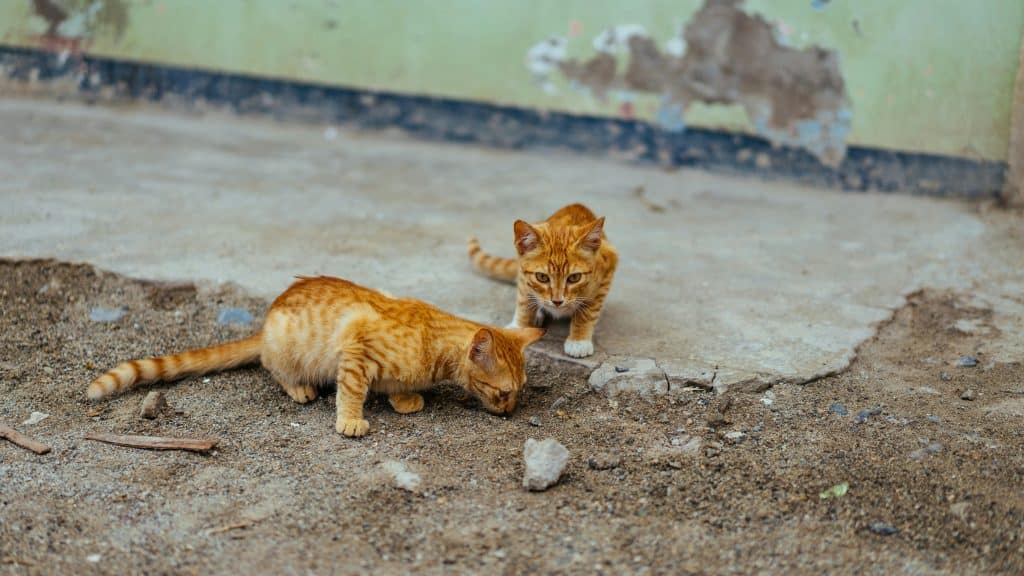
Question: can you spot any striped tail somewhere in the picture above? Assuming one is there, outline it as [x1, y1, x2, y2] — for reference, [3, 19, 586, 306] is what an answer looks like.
[467, 236, 518, 283]
[87, 334, 263, 400]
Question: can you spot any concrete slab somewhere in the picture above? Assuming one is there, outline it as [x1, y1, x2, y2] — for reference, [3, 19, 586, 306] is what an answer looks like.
[2, 99, 1022, 391]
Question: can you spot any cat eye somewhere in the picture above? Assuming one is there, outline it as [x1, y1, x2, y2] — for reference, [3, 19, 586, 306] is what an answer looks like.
[534, 272, 550, 283]
[566, 273, 582, 284]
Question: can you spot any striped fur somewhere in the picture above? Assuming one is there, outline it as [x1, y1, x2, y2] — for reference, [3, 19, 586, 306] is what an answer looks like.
[468, 203, 617, 358]
[467, 237, 518, 282]
[87, 276, 545, 437]
[87, 335, 262, 400]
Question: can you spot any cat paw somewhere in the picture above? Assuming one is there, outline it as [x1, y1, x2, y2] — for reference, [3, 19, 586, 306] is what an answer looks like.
[284, 384, 318, 404]
[336, 418, 370, 437]
[563, 339, 594, 358]
[389, 392, 425, 414]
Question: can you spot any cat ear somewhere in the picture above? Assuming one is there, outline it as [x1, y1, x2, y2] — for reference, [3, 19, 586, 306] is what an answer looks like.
[514, 220, 541, 255]
[469, 328, 496, 370]
[512, 327, 546, 348]
[577, 217, 605, 253]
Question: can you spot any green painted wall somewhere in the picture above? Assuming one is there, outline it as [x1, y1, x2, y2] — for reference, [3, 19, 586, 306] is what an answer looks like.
[2, 0, 1021, 161]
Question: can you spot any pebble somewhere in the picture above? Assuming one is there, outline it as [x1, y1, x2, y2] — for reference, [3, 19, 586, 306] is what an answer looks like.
[939, 371, 951, 381]
[960, 389, 977, 401]
[140, 391, 168, 419]
[828, 403, 848, 415]
[724, 431, 746, 444]
[216, 307, 254, 325]
[528, 416, 542, 427]
[704, 441, 723, 457]
[854, 407, 882, 424]
[86, 554, 102, 563]
[926, 415, 941, 423]
[550, 396, 568, 410]
[89, 307, 124, 323]
[909, 443, 942, 459]
[868, 523, 898, 536]
[957, 356, 978, 368]
[523, 438, 570, 491]
[884, 415, 910, 426]
[21, 411, 49, 426]
[614, 366, 629, 373]
[381, 460, 421, 492]
[587, 452, 621, 470]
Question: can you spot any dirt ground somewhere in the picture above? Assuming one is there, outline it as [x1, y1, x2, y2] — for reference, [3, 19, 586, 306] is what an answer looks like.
[1, 259, 1022, 575]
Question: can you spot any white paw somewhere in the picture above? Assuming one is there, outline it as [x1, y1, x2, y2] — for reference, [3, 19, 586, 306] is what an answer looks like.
[563, 339, 594, 358]
[505, 320, 521, 329]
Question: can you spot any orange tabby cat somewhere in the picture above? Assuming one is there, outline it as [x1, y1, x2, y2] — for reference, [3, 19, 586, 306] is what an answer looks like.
[468, 203, 617, 358]
[87, 275, 545, 437]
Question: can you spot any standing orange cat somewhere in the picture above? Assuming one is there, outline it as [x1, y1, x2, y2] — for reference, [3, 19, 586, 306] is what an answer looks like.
[468, 203, 617, 358]
[87, 276, 544, 436]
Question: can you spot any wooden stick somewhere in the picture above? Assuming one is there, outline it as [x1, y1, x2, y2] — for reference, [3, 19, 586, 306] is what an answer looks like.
[84, 432, 218, 453]
[0, 423, 51, 455]
[205, 520, 254, 535]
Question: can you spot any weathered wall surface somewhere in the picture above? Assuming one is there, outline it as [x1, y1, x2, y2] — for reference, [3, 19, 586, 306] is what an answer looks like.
[1, 0, 1021, 163]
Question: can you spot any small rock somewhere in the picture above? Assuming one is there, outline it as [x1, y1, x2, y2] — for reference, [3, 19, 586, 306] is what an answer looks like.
[217, 307, 254, 325]
[381, 460, 421, 492]
[759, 391, 775, 406]
[909, 443, 942, 459]
[587, 452, 621, 470]
[854, 407, 882, 424]
[926, 415, 941, 423]
[957, 356, 978, 368]
[949, 501, 969, 520]
[724, 431, 746, 444]
[42, 366, 54, 375]
[828, 403, 848, 415]
[679, 436, 702, 454]
[868, 523, 898, 536]
[960, 389, 976, 401]
[550, 396, 568, 410]
[21, 411, 49, 426]
[90, 307, 124, 323]
[523, 438, 570, 491]
[140, 391, 168, 419]
[704, 441, 723, 457]
[528, 416, 542, 427]
[939, 371, 951, 381]
[884, 415, 910, 426]
[589, 357, 667, 395]
[86, 554, 102, 563]
[914, 386, 940, 395]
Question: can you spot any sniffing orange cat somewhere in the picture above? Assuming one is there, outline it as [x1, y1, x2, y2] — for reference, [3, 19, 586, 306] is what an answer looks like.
[87, 276, 545, 437]
[468, 203, 617, 358]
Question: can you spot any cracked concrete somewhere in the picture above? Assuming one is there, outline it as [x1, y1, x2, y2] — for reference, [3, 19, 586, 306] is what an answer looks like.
[1, 98, 1022, 393]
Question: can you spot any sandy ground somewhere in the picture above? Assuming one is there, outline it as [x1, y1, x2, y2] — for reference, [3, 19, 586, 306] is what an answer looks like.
[1, 259, 1022, 575]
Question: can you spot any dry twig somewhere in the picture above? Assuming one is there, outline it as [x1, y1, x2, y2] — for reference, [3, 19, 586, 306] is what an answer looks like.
[0, 423, 51, 454]
[84, 433, 218, 453]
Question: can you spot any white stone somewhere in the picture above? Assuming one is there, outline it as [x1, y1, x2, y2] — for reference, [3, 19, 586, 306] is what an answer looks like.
[523, 438, 570, 491]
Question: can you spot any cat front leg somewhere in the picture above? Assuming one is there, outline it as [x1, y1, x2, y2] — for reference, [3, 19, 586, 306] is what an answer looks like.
[335, 342, 380, 437]
[565, 293, 607, 358]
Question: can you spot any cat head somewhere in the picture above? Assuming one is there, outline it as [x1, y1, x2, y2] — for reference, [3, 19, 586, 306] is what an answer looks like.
[462, 326, 545, 414]
[513, 216, 605, 315]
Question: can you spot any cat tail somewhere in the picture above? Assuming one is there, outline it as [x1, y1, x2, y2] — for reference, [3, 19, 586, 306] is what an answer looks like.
[467, 237, 518, 283]
[87, 333, 263, 400]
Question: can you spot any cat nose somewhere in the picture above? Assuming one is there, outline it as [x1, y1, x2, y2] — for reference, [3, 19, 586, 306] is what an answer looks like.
[552, 299, 564, 306]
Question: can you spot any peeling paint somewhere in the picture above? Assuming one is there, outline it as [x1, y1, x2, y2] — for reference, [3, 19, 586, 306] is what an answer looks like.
[528, 0, 853, 166]
[29, 0, 129, 44]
